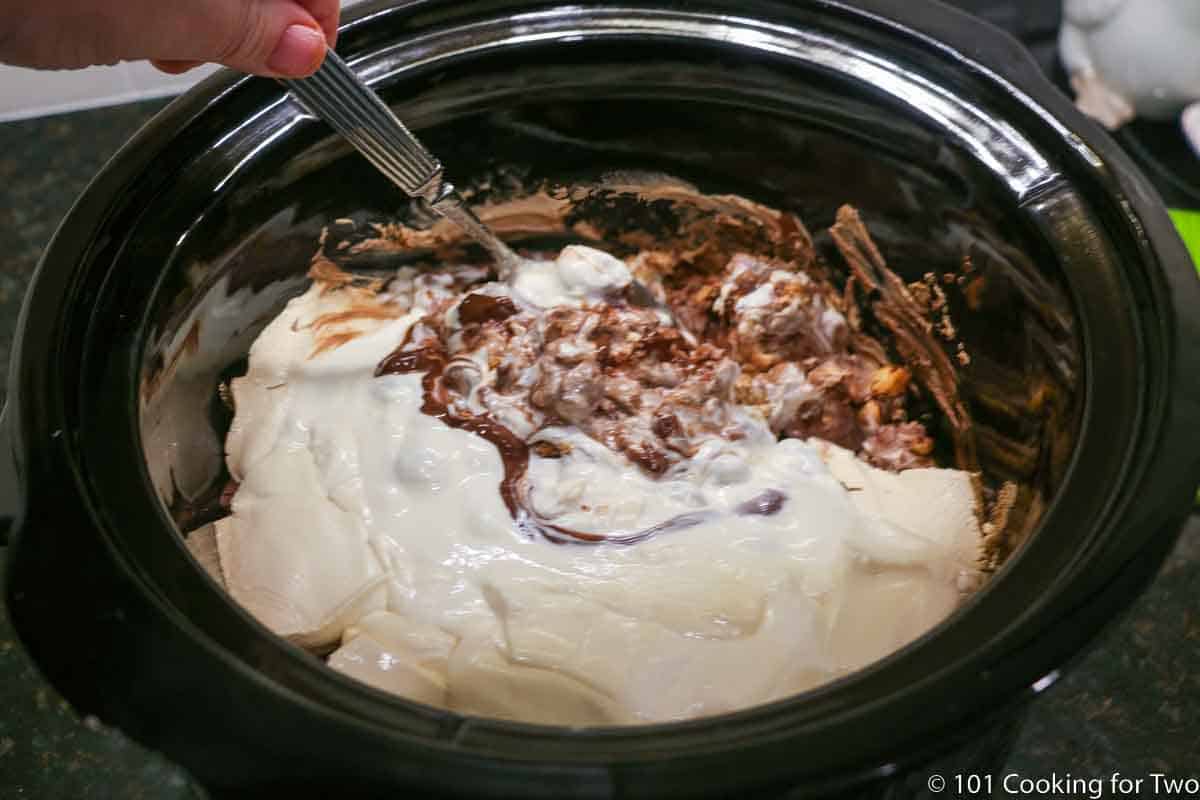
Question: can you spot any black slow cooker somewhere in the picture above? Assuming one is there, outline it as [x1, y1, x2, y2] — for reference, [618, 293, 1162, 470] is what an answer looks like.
[5, 1, 1199, 797]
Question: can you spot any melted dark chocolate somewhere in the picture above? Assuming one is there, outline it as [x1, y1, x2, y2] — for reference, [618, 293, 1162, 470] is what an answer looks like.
[651, 410, 682, 439]
[735, 489, 787, 517]
[536, 510, 715, 546]
[368, 205, 967, 546]
[377, 325, 702, 546]
[458, 293, 518, 325]
[377, 335, 530, 520]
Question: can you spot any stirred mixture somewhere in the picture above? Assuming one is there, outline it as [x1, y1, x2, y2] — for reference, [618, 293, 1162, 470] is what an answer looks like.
[190, 201, 987, 725]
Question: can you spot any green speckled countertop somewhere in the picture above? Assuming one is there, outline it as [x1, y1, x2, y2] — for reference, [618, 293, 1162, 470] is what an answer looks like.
[0, 100, 1197, 800]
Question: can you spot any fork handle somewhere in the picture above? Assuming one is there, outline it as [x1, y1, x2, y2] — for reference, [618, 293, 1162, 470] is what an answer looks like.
[281, 48, 445, 202]
[282, 49, 522, 277]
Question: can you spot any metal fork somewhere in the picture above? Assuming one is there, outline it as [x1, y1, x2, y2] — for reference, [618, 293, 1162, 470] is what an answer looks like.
[282, 48, 522, 278]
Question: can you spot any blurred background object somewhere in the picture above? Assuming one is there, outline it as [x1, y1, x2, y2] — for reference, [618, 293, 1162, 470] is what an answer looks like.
[1058, 0, 1200, 249]
[1060, 0, 1200, 155]
[955, 0, 1200, 251]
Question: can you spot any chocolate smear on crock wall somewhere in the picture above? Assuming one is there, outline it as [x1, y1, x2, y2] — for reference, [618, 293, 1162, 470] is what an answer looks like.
[829, 205, 977, 470]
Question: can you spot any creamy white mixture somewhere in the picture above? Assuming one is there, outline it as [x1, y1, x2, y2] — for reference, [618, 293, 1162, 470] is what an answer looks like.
[202, 246, 982, 725]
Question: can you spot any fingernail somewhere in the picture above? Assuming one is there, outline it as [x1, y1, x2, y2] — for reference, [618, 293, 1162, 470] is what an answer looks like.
[268, 24, 326, 76]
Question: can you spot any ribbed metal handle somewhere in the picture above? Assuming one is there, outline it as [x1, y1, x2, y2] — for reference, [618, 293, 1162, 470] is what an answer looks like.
[282, 48, 522, 277]
[282, 48, 445, 202]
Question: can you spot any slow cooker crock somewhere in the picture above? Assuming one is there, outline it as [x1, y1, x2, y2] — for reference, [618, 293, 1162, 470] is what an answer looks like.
[6, 1, 1199, 797]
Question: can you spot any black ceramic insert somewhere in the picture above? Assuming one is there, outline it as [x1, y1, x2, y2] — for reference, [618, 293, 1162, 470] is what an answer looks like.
[5, 2, 1199, 798]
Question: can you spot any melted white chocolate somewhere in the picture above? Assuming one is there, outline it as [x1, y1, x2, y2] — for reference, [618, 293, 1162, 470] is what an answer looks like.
[211, 247, 982, 725]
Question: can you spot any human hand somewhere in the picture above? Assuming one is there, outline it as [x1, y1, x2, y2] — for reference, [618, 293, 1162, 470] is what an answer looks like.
[0, 0, 339, 78]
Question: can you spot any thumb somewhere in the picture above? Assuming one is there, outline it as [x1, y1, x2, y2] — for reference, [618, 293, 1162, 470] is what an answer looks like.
[0, 0, 330, 75]
[144, 0, 330, 78]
